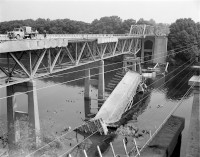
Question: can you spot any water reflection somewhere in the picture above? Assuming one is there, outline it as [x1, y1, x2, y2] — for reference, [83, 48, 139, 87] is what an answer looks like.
[171, 134, 182, 157]
[84, 98, 97, 120]
[165, 67, 193, 100]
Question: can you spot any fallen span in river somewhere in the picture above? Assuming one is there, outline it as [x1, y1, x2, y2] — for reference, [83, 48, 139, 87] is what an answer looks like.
[77, 70, 143, 135]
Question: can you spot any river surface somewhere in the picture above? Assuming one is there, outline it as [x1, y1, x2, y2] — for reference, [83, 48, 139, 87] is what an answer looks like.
[0, 59, 195, 157]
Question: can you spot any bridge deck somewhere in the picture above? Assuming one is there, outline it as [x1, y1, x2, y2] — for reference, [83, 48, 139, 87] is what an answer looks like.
[94, 71, 141, 125]
[0, 34, 145, 53]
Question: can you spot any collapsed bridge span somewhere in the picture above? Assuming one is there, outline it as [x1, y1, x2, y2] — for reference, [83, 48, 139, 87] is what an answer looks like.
[77, 70, 142, 135]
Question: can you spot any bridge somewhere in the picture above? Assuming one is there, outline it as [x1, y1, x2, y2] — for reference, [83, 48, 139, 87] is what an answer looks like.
[1, 24, 198, 157]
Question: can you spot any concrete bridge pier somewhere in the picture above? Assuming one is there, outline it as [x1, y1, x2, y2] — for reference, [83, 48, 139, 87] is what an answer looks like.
[140, 36, 167, 64]
[27, 81, 40, 146]
[84, 67, 91, 100]
[7, 85, 16, 149]
[98, 60, 105, 104]
[84, 60, 105, 107]
[6, 80, 40, 152]
[123, 54, 141, 74]
[123, 54, 136, 73]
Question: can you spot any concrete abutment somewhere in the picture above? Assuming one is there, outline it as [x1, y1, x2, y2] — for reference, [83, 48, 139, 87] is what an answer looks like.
[141, 36, 168, 64]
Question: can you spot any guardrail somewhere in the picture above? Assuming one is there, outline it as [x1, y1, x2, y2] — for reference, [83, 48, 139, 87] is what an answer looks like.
[0, 34, 8, 40]
[0, 34, 135, 41]
[45, 34, 132, 39]
[0, 24, 166, 41]
[0, 28, 166, 41]
[129, 24, 167, 36]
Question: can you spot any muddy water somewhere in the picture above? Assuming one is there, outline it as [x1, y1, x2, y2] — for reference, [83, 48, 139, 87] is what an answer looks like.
[0, 61, 195, 157]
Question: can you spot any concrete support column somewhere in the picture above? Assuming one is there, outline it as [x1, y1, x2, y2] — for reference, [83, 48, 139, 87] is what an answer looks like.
[6, 85, 15, 149]
[153, 37, 168, 63]
[136, 57, 142, 74]
[123, 55, 128, 73]
[133, 60, 137, 71]
[123, 54, 139, 73]
[7, 80, 41, 151]
[84, 67, 91, 100]
[27, 81, 40, 146]
[141, 39, 144, 63]
[98, 60, 105, 102]
[84, 98, 92, 120]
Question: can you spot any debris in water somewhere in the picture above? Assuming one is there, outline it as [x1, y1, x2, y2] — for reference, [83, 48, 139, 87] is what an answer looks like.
[63, 126, 71, 133]
[157, 104, 163, 108]
[125, 137, 128, 145]
[116, 125, 150, 139]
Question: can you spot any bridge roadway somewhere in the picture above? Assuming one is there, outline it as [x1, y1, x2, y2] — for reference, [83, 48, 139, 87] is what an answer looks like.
[0, 33, 144, 87]
[0, 24, 163, 42]
[0, 24, 165, 86]
[0, 34, 142, 53]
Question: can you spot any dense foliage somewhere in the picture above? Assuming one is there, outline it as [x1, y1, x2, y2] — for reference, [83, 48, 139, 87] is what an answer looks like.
[1, 16, 199, 64]
[167, 18, 200, 65]
[0, 18, 91, 34]
[0, 16, 168, 34]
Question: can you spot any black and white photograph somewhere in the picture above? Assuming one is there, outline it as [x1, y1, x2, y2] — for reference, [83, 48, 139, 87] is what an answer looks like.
[0, 0, 199, 156]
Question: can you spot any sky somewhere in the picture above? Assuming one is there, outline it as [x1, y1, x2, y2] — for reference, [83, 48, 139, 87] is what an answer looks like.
[0, 0, 199, 24]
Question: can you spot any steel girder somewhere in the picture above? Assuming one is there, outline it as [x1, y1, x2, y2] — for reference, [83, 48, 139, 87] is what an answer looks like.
[0, 38, 141, 83]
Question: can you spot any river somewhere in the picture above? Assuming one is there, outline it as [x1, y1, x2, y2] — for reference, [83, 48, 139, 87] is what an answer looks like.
[0, 59, 195, 157]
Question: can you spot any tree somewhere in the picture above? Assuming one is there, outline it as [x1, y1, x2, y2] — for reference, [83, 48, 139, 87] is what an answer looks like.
[167, 18, 200, 65]
[149, 19, 156, 26]
[136, 18, 153, 26]
[121, 19, 136, 34]
[90, 16, 123, 34]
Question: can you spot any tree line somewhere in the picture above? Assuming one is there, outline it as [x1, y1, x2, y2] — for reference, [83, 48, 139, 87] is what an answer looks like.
[0, 16, 169, 34]
[167, 18, 200, 65]
[0, 16, 199, 64]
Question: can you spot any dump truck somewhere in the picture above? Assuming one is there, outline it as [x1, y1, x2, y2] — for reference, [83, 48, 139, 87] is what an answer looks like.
[7, 26, 38, 39]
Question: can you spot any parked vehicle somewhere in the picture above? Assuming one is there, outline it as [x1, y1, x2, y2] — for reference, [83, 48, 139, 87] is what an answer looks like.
[7, 26, 38, 39]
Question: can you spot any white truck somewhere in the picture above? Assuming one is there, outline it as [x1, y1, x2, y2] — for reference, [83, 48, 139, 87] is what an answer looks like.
[7, 26, 38, 39]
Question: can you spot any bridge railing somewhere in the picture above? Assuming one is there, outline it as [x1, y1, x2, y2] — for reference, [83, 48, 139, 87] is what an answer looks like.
[129, 24, 167, 36]
[0, 34, 133, 41]
[144, 25, 155, 35]
[0, 25, 167, 41]
[45, 34, 130, 39]
[0, 34, 9, 40]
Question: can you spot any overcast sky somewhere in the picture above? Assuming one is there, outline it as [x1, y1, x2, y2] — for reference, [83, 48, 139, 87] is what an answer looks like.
[0, 0, 199, 24]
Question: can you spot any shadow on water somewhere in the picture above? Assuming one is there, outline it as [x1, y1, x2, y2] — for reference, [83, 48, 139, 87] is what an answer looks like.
[164, 66, 193, 100]
[41, 60, 123, 88]
[171, 134, 182, 157]
[113, 91, 151, 127]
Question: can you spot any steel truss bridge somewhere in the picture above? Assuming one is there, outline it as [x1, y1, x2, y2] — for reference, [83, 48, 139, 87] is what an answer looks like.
[1, 24, 198, 157]
[0, 25, 166, 86]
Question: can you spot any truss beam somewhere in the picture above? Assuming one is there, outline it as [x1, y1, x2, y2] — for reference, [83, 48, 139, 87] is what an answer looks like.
[0, 37, 141, 82]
